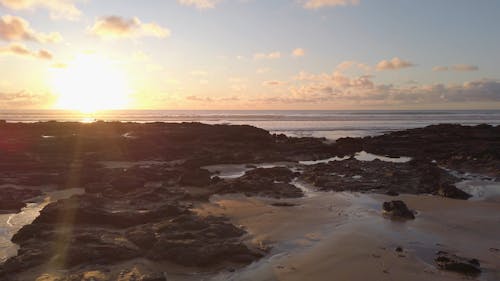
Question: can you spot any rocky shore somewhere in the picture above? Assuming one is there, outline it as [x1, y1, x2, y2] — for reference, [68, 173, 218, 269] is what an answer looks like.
[0, 122, 498, 280]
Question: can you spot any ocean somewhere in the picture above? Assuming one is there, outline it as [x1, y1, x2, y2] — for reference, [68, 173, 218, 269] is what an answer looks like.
[1, 110, 499, 140]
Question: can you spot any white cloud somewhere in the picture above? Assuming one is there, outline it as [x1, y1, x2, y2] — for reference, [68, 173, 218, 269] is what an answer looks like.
[89, 16, 170, 39]
[0, 15, 62, 43]
[0, 0, 82, 20]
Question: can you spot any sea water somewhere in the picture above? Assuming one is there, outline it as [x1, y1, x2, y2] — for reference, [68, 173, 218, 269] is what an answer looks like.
[1, 109, 499, 140]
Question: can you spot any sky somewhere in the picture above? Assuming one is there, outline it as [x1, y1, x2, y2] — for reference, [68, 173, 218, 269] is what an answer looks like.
[0, 0, 499, 110]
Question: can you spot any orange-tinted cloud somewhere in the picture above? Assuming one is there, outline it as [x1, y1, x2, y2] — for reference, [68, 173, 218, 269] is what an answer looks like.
[451, 64, 479, 72]
[283, 69, 499, 105]
[89, 16, 170, 39]
[0, 43, 53, 60]
[0, 90, 56, 107]
[433, 64, 479, 72]
[292, 48, 305, 57]
[263, 80, 287, 86]
[0, 0, 81, 20]
[302, 0, 359, 9]
[178, 0, 221, 9]
[376, 57, 415, 71]
[0, 15, 62, 43]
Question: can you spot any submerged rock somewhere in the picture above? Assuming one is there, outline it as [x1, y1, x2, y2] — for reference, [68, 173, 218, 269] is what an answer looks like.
[434, 251, 481, 276]
[382, 200, 415, 220]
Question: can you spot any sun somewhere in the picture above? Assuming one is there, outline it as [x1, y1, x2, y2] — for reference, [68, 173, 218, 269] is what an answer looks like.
[51, 53, 131, 113]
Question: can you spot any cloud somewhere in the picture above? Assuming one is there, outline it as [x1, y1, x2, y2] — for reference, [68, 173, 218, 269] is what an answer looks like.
[263, 80, 287, 86]
[432, 66, 448, 72]
[186, 95, 213, 102]
[336, 60, 371, 72]
[254, 51, 281, 60]
[178, 0, 221, 9]
[376, 57, 415, 71]
[186, 95, 240, 102]
[37, 49, 52, 59]
[284, 69, 500, 105]
[89, 16, 170, 39]
[0, 0, 82, 20]
[433, 64, 479, 72]
[0, 15, 62, 43]
[0, 90, 56, 107]
[451, 64, 479, 72]
[0, 43, 52, 60]
[292, 48, 305, 57]
[302, 0, 359, 9]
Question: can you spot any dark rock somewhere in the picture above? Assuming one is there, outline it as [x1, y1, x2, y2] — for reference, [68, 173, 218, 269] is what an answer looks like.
[386, 190, 399, 196]
[437, 184, 472, 200]
[179, 168, 212, 186]
[29, 195, 188, 229]
[271, 202, 297, 207]
[125, 227, 157, 249]
[211, 167, 303, 199]
[109, 175, 147, 193]
[434, 251, 481, 276]
[382, 200, 415, 220]
[300, 158, 465, 199]
[0, 187, 42, 213]
[243, 167, 297, 183]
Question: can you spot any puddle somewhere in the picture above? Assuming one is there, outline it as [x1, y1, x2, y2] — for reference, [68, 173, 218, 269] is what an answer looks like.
[299, 151, 412, 166]
[0, 188, 84, 262]
[354, 151, 412, 163]
[203, 162, 295, 179]
[299, 156, 349, 165]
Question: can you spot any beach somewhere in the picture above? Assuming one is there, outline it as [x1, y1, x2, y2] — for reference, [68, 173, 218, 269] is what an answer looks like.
[0, 121, 498, 280]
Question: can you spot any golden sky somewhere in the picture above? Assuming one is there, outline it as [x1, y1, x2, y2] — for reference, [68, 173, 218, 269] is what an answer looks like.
[0, 0, 499, 111]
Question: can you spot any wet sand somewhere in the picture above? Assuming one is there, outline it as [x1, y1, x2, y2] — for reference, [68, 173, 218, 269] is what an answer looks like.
[196, 185, 500, 281]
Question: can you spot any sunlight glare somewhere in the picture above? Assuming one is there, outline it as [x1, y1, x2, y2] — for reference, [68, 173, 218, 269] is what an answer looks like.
[51, 53, 131, 113]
